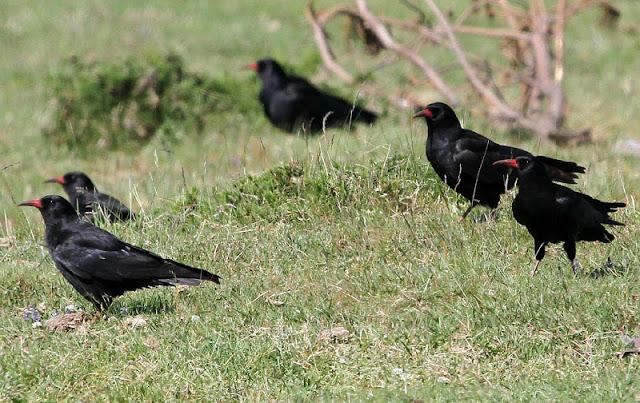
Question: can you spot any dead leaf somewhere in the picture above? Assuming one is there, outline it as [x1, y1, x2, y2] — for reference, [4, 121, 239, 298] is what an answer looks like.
[0, 236, 16, 247]
[144, 336, 160, 350]
[317, 326, 350, 343]
[123, 315, 148, 329]
[45, 312, 92, 332]
[266, 297, 285, 306]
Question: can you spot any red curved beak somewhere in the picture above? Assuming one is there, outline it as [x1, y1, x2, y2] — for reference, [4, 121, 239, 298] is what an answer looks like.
[45, 176, 65, 185]
[18, 198, 43, 209]
[413, 107, 433, 119]
[493, 159, 520, 169]
[244, 62, 258, 72]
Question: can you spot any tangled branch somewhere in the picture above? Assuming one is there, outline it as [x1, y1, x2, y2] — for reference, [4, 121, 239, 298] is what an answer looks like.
[307, 0, 619, 142]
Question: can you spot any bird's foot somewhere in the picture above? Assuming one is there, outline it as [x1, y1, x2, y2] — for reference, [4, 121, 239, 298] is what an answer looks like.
[530, 260, 542, 277]
[572, 260, 582, 276]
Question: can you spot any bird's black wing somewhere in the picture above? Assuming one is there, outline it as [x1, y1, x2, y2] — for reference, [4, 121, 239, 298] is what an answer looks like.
[452, 130, 522, 186]
[534, 156, 585, 184]
[455, 129, 585, 185]
[288, 76, 377, 126]
[51, 228, 220, 289]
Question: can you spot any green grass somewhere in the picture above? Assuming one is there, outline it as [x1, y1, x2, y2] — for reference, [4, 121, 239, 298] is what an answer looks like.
[1, 0, 639, 400]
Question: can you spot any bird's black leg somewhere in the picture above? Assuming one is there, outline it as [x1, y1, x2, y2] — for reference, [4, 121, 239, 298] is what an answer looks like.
[460, 203, 476, 221]
[563, 240, 580, 275]
[531, 239, 547, 276]
[487, 207, 499, 221]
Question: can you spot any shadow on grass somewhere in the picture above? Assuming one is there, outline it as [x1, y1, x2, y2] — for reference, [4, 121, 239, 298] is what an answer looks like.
[109, 293, 177, 316]
[588, 257, 630, 279]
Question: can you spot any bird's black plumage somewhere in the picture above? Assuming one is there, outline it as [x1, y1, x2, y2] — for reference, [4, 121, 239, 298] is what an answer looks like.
[18, 195, 220, 310]
[249, 58, 377, 133]
[46, 172, 135, 222]
[494, 156, 625, 275]
[414, 102, 586, 219]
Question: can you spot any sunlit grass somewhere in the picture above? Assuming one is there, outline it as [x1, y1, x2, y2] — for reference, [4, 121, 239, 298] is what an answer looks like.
[0, 0, 639, 400]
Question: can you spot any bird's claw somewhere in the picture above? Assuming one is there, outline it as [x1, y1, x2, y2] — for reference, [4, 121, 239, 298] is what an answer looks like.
[572, 260, 582, 276]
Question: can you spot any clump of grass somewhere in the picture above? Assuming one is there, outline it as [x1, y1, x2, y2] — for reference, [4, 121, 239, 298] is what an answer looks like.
[42, 54, 257, 152]
[173, 155, 442, 224]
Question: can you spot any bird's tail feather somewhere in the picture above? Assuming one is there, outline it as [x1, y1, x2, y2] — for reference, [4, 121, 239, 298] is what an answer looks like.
[579, 225, 616, 243]
[536, 156, 586, 184]
[157, 275, 221, 286]
[354, 108, 378, 124]
[603, 217, 625, 226]
[589, 198, 626, 214]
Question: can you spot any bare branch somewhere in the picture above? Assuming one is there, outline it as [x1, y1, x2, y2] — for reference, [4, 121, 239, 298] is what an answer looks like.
[452, 25, 530, 40]
[455, 0, 489, 25]
[399, 0, 429, 24]
[554, 0, 566, 84]
[305, 4, 355, 84]
[355, 0, 458, 104]
[529, 0, 553, 94]
[306, 0, 604, 141]
[378, 16, 443, 43]
[423, 0, 519, 119]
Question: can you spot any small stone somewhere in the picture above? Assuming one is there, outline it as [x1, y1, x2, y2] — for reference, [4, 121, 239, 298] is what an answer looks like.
[437, 376, 450, 383]
[266, 297, 285, 306]
[190, 315, 201, 322]
[614, 139, 640, 156]
[22, 307, 42, 323]
[123, 315, 148, 328]
[64, 304, 77, 314]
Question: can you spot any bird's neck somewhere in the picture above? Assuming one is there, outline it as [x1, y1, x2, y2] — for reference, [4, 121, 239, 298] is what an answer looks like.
[261, 72, 288, 90]
[427, 122, 462, 144]
[43, 215, 81, 248]
[517, 169, 553, 194]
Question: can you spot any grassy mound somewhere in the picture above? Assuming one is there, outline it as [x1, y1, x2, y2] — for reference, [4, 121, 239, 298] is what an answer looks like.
[169, 155, 444, 224]
[42, 54, 256, 152]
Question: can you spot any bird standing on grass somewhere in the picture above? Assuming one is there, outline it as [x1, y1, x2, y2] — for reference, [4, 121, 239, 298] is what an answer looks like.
[247, 58, 377, 133]
[46, 171, 135, 222]
[18, 195, 220, 310]
[413, 102, 586, 220]
[493, 156, 625, 275]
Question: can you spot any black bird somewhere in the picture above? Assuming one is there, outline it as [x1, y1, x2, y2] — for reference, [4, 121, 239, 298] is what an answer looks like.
[414, 102, 586, 219]
[46, 171, 135, 222]
[18, 195, 220, 310]
[247, 58, 377, 133]
[493, 156, 625, 275]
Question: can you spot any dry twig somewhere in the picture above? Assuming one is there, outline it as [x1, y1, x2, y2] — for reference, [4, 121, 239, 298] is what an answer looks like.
[306, 0, 614, 141]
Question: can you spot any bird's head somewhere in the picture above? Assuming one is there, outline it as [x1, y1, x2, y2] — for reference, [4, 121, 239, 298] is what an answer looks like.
[45, 171, 95, 193]
[492, 156, 534, 172]
[493, 156, 550, 184]
[413, 102, 461, 129]
[245, 58, 287, 82]
[18, 195, 79, 221]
